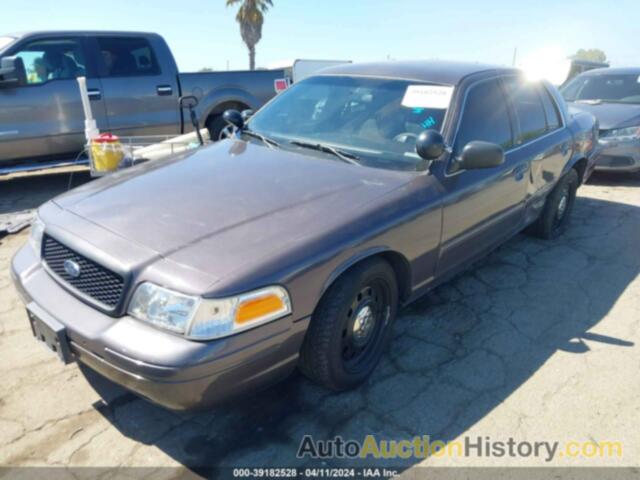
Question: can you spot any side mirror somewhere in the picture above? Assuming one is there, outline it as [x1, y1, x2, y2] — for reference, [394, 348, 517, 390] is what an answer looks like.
[223, 109, 244, 130]
[459, 141, 505, 169]
[241, 109, 254, 122]
[416, 129, 446, 160]
[0, 56, 27, 88]
[179, 95, 199, 109]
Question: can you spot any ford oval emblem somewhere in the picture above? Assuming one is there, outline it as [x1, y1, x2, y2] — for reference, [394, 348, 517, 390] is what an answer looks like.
[63, 259, 81, 278]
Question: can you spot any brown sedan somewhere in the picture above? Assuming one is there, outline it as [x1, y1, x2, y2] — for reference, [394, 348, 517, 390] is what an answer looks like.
[11, 61, 598, 410]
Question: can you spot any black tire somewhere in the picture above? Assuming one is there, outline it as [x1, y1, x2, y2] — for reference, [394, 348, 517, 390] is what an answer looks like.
[205, 115, 228, 142]
[526, 168, 579, 239]
[299, 259, 398, 391]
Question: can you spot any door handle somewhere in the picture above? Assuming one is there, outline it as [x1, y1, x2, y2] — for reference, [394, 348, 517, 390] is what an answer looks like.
[156, 85, 173, 96]
[87, 89, 102, 101]
[512, 163, 528, 181]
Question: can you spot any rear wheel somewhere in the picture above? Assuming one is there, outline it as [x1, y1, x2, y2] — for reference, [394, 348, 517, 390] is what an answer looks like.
[526, 168, 579, 239]
[299, 259, 398, 391]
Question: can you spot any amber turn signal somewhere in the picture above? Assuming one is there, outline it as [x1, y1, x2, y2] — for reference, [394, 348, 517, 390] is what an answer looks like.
[236, 293, 287, 324]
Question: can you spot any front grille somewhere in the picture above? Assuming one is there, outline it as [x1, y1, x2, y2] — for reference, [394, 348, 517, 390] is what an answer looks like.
[42, 235, 125, 309]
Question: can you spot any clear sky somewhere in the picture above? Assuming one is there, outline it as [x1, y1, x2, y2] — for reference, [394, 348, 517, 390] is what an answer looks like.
[3, 0, 638, 72]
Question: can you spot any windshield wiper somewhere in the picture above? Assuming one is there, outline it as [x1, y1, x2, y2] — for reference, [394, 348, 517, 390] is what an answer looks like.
[289, 140, 361, 166]
[241, 129, 280, 149]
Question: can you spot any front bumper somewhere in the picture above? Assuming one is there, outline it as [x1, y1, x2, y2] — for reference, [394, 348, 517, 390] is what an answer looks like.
[11, 243, 309, 411]
[594, 137, 640, 172]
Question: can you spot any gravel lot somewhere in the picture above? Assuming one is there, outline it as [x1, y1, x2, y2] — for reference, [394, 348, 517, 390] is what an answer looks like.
[0, 170, 639, 476]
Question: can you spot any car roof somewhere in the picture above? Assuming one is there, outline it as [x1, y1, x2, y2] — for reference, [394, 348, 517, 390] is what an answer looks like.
[579, 66, 640, 76]
[318, 60, 519, 86]
[7, 30, 158, 39]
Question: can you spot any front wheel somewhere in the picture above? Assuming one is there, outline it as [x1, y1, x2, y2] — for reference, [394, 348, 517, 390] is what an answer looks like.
[299, 259, 398, 391]
[526, 168, 579, 239]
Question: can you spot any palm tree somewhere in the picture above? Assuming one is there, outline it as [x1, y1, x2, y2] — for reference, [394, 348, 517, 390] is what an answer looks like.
[226, 0, 273, 70]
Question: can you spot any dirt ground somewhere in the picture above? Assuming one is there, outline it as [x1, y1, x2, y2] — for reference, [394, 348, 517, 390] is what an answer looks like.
[0, 170, 639, 477]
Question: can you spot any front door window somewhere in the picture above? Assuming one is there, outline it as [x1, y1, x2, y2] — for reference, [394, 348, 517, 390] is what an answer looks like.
[14, 38, 86, 85]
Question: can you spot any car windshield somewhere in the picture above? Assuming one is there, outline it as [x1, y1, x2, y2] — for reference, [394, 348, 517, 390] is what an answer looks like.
[0, 36, 16, 50]
[561, 73, 640, 104]
[248, 75, 451, 171]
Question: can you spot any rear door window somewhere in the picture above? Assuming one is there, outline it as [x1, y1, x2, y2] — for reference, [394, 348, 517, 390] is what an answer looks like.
[96, 37, 160, 77]
[14, 38, 86, 85]
[504, 78, 548, 143]
[454, 78, 513, 157]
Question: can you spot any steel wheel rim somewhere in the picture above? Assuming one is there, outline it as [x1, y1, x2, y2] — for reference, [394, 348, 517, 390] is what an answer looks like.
[554, 185, 571, 229]
[557, 192, 568, 220]
[340, 280, 391, 373]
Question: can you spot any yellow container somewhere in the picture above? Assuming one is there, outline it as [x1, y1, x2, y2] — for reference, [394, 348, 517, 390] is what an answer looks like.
[91, 133, 124, 173]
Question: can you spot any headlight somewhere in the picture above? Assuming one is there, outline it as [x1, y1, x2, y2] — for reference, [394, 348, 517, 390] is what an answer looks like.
[29, 215, 45, 256]
[128, 283, 291, 340]
[128, 283, 200, 333]
[602, 126, 640, 140]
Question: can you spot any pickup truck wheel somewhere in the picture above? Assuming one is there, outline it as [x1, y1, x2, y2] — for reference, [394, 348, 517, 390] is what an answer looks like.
[527, 168, 579, 239]
[299, 259, 398, 391]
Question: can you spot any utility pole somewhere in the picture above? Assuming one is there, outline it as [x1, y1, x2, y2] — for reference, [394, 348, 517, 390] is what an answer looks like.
[512, 48, 518, 66]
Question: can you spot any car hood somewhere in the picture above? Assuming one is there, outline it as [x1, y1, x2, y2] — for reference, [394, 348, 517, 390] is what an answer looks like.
[568, 101, 640, 130]
[54, 140, 413, 285]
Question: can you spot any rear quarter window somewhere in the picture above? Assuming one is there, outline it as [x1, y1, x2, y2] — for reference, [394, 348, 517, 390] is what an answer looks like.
[504, 78, 548, 143]
[539, 86, 562, 131]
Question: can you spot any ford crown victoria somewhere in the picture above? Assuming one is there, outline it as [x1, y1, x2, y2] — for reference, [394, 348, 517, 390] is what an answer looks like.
[11, 61, 597, 410]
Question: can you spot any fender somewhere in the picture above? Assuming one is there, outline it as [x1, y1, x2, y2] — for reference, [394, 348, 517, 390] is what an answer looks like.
[544, 78, 597, 180]
[197, 88, 262, 128]
[561, 110, 598, 178]
[319, 246, 412, 300]
[561, 150, 586, 179]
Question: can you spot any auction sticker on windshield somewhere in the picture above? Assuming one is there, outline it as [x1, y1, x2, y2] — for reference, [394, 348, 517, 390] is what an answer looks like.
[402, 85, 454, 109]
